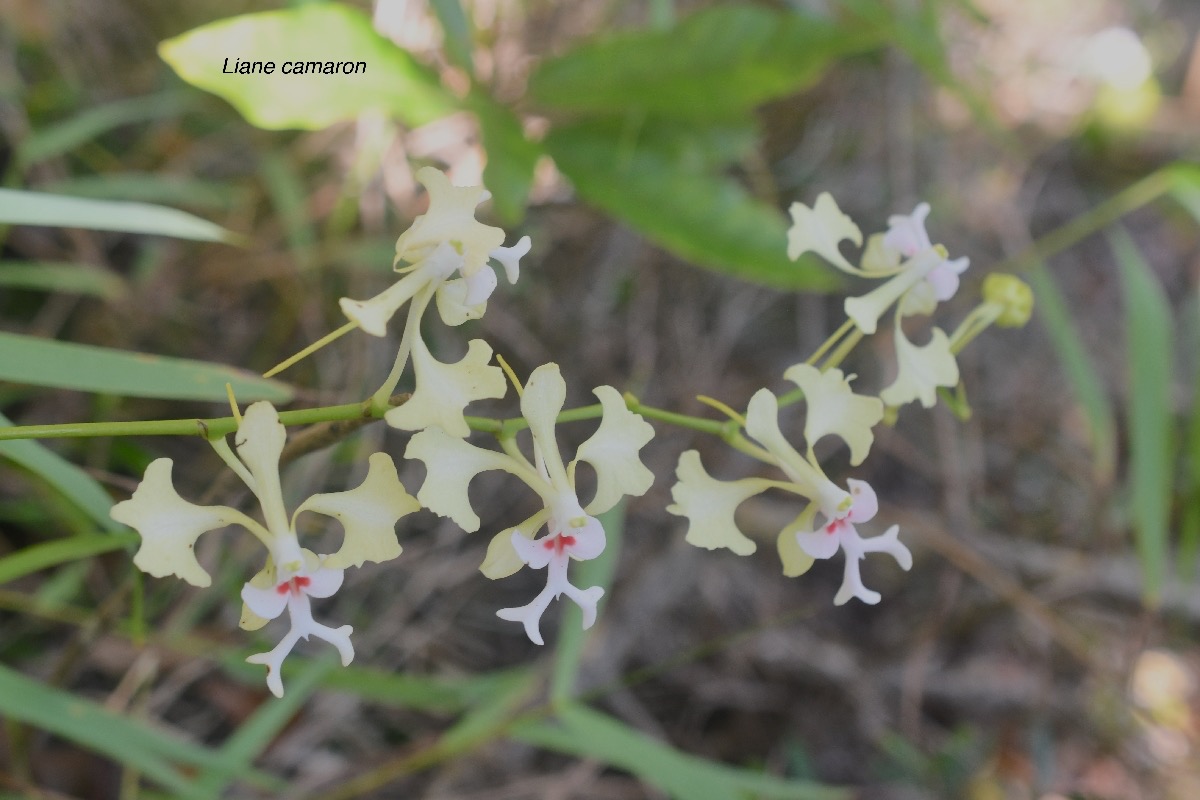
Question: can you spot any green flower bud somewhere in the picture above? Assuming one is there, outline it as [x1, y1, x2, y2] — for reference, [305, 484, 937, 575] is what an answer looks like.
[983, 273, 1033, 327]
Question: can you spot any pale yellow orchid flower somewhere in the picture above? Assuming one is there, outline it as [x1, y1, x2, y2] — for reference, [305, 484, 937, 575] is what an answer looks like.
[405, 363, 654, 645]
[111, 401, 417, 697]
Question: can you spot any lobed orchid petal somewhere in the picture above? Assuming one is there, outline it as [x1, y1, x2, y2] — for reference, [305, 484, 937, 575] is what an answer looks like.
[111, 458, 241, 588]
[845, 479, 878, 523]
[294, 453, 418, 570]
[786, 193, 863, 273]
[667, 450, 772, 556]
[480, 509, 549, 579]
[882, 202, 933, 259]
[434, 278, 486, 326]
[879, 325, 959, 409]
[795, 526, 842, 560]
[489, 235, 531, 284]
[860, 233, 903, 275]
[384, 337, 507, 438]
[239, 560, 277, 631]
[546, 495, 607, 561]
[462, 264, 498, 307]
[234, 402, 290, 537]
[405, 427, 520, 532]
[521, 363, 573, 492]
[783, 363, 883, 467]
[744, 389, 849, 514]
[240, 577, 289, 621]
[394, 167, 506, 275]
[926, 256, 969, 302]
[777, 516, 817, 577]
[496, 552, 605, 646]
[339, 270, 425, 337]
[573, 385, 655, 514]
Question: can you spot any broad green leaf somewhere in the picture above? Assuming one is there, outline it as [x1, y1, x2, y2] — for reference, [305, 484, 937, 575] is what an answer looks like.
[1028, 265, 1117, 484]
[430, 0, 474, 73]
[470, 92, 541, 224]
[0, 332, 294, 403]
[44, 173, 244, 212]
[528, 5, 879, 120]
[0, 189, 235, 241]
[1112, 228, 1174, 607]
[0, 533, 137, 584]
[0, 663, 250, 799]
[17, 90, 195, 169]
[545, 123, 836, 290]
[0, 411, 122, 532]
[0, 260, 127, 299]
[552, 501, 624, 704]
[513, 704, 847, 800]
[159, 4, 454, 130]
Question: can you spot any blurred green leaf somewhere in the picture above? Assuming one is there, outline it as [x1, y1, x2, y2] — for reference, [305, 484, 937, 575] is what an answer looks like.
[1028, 265, 1117, 484]
[16, 90, 194, 170]
[0, 411, 122, 532]
[0, 189, 235, 241]
[1168, 162, 1200, 224]
[159, 4, 455, 130]
[0, 332, 294, 403]
[0, 663, 253, 799]
[1112, 228, 1174, 606]
[553, 501, 624, 704]
[528, 5, 879, 120]
[470, 92, 541, 224]
[0, 260, 127, 299]
[514, 704, 847, 800]
[430, 0, 474, 73]
[546, 122, 835, 290]
[0, 533, 137, 584]
[44, 173, 244, 212]
[260, 152, 317, 270]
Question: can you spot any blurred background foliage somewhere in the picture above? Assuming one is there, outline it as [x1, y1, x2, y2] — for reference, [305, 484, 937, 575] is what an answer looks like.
[0, 0, 1199, 797]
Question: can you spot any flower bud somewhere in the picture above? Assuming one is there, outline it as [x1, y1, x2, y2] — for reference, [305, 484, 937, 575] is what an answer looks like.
[983, 273, 1033, 327]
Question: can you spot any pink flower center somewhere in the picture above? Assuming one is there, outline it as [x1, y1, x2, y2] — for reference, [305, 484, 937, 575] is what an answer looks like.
[275, 576, 312, 596]
[825, 519, 845, 535]
[542, 534, 576, 555]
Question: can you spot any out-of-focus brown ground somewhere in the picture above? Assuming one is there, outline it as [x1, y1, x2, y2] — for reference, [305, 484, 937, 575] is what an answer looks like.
[1, 1, 1199, 798]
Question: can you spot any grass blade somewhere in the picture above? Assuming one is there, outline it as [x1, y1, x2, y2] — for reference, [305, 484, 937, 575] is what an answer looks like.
[0, 331, 293, 403]
[1111, 228, 1175, 606]
[0, 189, 236, 242]
[0, 533, 137, 584]
[1027, 265, 1117, 484]
[0, 260, 128, 299]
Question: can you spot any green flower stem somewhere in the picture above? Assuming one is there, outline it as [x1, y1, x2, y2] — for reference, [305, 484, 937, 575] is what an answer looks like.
[948, 304, 1002, 355]
[805, 318, 855, 367]
[993, 167, 1174, 275]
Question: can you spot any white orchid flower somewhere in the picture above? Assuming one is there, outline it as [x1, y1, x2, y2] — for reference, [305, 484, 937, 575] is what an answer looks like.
[670, 365, 909, 604]
[339, 168, 531, 335]
[111, 402, 418, 697]
[405, 363, 654, 645]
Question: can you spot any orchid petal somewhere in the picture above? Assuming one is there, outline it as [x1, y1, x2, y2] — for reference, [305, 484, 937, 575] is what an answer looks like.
[405, 427, 520, 532]
[572, 385, 655, 514]
[860, 233, 902, 275]
[294, 453, 418, 570]
[777, 516, 817, 577]
[462, 264, 498, 307]
[842, 249, 939, 334]
[882, 202, 932, 259]
[786, 193, 863, 273]
[489, 235, 531, 284]
[510, 530, 555, 570]
[666, 450, 773, 556]
[239, 559, 277, 631]
[795, 527, 842, 560]
[111, 458, 241, 588]
[926, 256, 969, 302]
[879, 325, 959, 409]
[783, 363, 883, 466]
[744, 390, 848, 514]
[480, 509, 548, 579]
[559, 511, 607, 561]
[241, 576, 289, 621]
[303, 562, 345, 598]
[338, 270, 424, 337]
[385, 337, 507, 438]
[859, 524, 912, 570]
[434, 278, 486, 326]
[496, 587, 556, 646]
[234, 402, 290, 537]
[845, 479, 878, 523]
[521, 363, 572, 491]
[394, 167, 506, 275]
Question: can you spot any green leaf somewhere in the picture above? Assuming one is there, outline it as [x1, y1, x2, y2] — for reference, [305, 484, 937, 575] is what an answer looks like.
[0, 411, 122, 532]
[528, 5, 879, 120]
[1028, 265, 1117, 484]
[0, 260, 128, 300]
[469, 92, 541, 224]
[0, 663, 249, 799]
[1169, 162, 1200, 224]
[513, 704, 847, 800]
[545, 122, 836, 290]
[1112, 228, 1175, 606]
[44, 173, 244, 212]
[159, 4, 455, 130]
[0, 533, 137, 585]
[0, 189, 235, 242]
[0, 332, 294, 403]
[16, 90, 195, 170]
[430, 0, 474, 73]
[552, 501, 624, 704]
